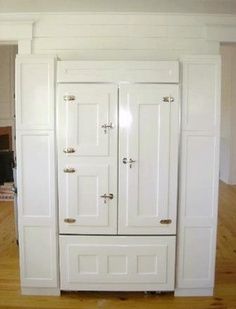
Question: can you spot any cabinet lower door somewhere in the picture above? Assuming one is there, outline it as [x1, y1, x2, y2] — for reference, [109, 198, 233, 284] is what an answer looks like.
[60, 236, 176, 291]
[58, 84, 117, 234]
[119, 84, 179, 234]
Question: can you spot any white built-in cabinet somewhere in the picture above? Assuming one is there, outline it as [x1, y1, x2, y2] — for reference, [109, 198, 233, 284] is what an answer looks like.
[175, 56, 221, 296]
[16, 56, 59, 295]
[16, 56, 220, 297]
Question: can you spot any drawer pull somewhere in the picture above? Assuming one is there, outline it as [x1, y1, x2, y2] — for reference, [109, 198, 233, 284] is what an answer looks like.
[64, 95, 75, 102]
[64, 167, 76, 173]
[163, 96, 174, 103]
[64, 218, 76, 223]
[160, 219, 172, 224]
[63, 147, 76, 154]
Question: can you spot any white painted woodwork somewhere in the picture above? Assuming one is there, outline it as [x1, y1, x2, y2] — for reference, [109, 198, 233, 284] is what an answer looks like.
[14, 52, 221, 296]
[17, 131, 55, 218]
[16, 56, 59, 291]
[0, 21, 33, 41]
[0, 21, 33, 54]
[57, 84, 117, 156]
[119, 84, 179, 234]
[206, 25, 236, 42]
[175, 288, 214, 297]
[57, 61, 179, 83]
[7, 13, 236, 60]
[16, 56, 55, 130]
[182, 56, 220, 132]
[175, 55, 220, 295]
[60, 236, 176, 291]
[58, 84, 117, 234]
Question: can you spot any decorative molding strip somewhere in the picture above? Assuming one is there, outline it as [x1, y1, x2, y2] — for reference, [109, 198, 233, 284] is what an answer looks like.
[0, 20, 34, 54]
[206, 24, 236, 42]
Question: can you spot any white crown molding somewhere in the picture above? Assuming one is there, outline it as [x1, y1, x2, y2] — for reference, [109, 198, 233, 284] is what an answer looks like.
[0, 20, 34, 54]
[206, 24, 236, 42]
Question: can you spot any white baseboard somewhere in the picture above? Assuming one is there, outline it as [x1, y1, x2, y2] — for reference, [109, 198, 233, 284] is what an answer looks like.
[21, 287, 61, 296]
[174, 288, 213, 297]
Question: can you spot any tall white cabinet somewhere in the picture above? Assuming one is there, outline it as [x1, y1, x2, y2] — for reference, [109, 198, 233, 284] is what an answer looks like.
[16, 56, 220, 296]
[16, 56, 59, 295]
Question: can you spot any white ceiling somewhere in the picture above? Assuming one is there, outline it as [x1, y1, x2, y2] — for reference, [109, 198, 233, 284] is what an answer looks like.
[0, 0, 236, 14]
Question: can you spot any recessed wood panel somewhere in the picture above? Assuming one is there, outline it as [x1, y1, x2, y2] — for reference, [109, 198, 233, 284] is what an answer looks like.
[184, 135, 217, 218]
[17, 131, 54, 217]
[60, 236, 175, 291]
[182, 227, 213, 281]
[23, 227, 53, 279]
[182, 61, 219, 131]
[119, 84, 179, 234]
[16, 57, 54, 130]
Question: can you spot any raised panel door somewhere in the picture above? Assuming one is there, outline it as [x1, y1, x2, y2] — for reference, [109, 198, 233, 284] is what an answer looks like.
[119, 84, 179, 234]
[57, 84, 117, 156]
[58, 84, 117, 234]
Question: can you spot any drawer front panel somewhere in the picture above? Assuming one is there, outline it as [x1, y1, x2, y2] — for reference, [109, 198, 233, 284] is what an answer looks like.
[60, 236, 175, 291]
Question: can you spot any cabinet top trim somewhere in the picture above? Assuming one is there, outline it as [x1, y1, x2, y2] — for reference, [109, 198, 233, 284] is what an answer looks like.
[57, 61, 179, 83]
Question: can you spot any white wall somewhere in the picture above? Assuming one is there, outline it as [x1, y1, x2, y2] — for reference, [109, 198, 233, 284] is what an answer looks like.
[220, 43, 236, 184]
[0, 45, 17, 128]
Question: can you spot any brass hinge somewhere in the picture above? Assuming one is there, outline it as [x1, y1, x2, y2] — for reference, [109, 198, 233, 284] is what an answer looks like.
[160, 219, 172, 224]
[63, 167, 76, 173]
[63, 147, 76, 154]
[64, 218, 76, 223]
[63, 95, 76, 102]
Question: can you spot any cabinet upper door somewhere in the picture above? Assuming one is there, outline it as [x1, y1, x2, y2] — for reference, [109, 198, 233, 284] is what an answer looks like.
[58, 84, 118, 234]
[57, 84, 117, 157]
[119, 84, 179, 234]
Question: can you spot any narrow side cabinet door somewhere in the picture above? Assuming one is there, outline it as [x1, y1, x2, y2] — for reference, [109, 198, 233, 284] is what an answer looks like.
[119, 84, 179, 234]
[16, 56, 58, 290]
[58, 84, 118, 234]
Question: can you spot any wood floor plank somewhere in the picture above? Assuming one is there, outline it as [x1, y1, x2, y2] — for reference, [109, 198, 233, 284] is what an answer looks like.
[0, 182, 235, 308]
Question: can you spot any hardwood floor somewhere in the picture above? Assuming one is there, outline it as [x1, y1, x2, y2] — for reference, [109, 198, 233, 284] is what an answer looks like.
[0, 182, 235, 309]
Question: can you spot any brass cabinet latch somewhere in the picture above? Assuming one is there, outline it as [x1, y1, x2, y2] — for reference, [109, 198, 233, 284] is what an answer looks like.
[160, 219, 172, 224]
[122, 157, 136, 168]
[100, 193, 114, 203]
[101, 122, 114, 134]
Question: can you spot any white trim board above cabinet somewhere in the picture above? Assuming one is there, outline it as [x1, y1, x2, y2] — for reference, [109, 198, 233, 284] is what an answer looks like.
[57, 61, 179, 83]
[16, 57, 220, 297]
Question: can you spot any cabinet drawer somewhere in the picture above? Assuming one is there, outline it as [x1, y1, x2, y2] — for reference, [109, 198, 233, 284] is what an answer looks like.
[60, 236, 176, 291]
